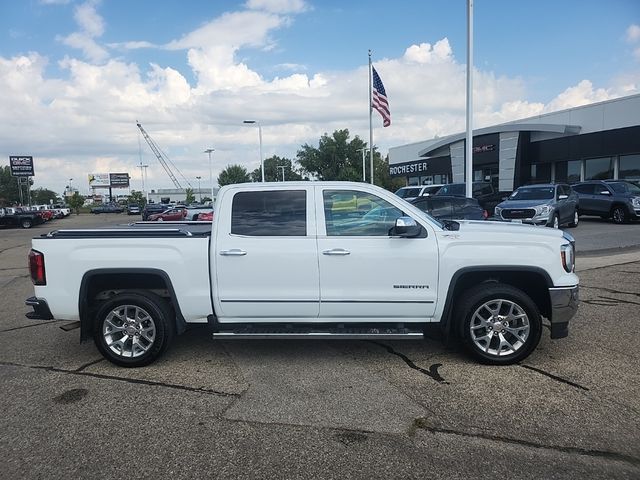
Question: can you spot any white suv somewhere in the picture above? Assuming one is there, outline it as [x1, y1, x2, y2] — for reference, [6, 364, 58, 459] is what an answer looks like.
[395, 184, 444, 201]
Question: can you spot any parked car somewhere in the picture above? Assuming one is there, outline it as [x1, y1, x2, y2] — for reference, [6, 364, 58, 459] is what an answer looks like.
[142, 203, 169, 221]
[0, 207, 44, 229]
[185, 205, 214, 221]
[494, 183, 579, 229]
[91, 204, 124, 214]
[572, 180, 640, 224]
[197, 211, 214, 221]
[434, 182, 506, 215]
[410, 195, 488, 221]
[127, 204, 141, 215]
[149, 207, 187, 221]
[395, 184, 444, 201]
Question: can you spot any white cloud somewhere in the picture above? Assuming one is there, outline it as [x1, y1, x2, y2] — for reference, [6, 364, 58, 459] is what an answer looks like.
[59, 1, 109, 63]
[403, 39, 453, 64]
[627, 24, 640, 43]
[245, 0, 308, 14]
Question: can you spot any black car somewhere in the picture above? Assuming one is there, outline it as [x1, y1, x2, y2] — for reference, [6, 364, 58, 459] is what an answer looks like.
[572, 180, 640, 224]
[434, 182, 506, 215]
[90, 204, 124, 214]
[410, 195, 487, 221]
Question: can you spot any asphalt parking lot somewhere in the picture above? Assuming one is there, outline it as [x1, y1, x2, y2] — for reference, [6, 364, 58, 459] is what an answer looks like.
[1, 214, 639, 479]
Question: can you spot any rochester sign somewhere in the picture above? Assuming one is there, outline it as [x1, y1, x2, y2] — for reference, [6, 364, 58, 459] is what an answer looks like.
[9, 156, 34, 177]
[389, 160, 429, 177]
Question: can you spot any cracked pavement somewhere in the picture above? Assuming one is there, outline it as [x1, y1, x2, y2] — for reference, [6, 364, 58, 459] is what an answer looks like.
[1, 215, 639, 479]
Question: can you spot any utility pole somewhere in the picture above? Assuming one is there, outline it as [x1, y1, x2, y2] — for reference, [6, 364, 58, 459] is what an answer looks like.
[277, 166, 286, 182]
[196, 176, 202, 202]
[204, 149, 215, 202]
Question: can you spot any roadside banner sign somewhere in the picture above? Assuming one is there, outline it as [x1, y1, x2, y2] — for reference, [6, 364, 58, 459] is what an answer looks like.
[109, 173, 130, 187]
[88, 173, 111, 187]
[9, 156, 34, 176]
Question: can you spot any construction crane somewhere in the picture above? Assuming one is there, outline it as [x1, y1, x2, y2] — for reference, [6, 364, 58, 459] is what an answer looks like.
[136, 121, 192, 189]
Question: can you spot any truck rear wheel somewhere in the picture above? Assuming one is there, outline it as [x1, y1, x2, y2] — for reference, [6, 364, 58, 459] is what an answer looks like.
[93, 292, 175, 367]
[21, 219, 33, 229]
[457, 283, 542, 365]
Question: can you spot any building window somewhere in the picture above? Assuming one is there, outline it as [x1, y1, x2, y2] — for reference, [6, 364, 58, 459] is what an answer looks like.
[555, 160, 581, 184]
[530, 164, 551, 184]
[584, 157, 613, 180]
[619, 154, 640, 181]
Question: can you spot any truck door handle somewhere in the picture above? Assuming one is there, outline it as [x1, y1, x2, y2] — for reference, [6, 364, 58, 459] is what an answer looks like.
[322, 248, 350, 256]
[219, 249, 247, 256]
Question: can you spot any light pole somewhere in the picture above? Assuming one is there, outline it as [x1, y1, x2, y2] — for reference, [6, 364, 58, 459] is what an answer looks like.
[195, 176, 202, 202]
[356, 148, 369, 182]
[243, 120, 264, 182]
[69, 178, 73, 196]
[277, 165, 286, 182]
[204, 148, 214, 203]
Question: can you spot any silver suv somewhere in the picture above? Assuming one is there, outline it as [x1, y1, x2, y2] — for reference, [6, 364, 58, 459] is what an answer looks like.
[494, 183, 579, 228]
[394, 184, 444, 201]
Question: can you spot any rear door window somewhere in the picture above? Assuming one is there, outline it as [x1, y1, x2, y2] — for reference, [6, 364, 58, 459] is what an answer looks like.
[231, 190, 306, 236]
[572, 184, 595, 195]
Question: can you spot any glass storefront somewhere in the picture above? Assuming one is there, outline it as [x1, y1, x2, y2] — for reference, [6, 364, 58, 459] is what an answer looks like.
[584, 157, 613, 180]
[530, 163, 552, 184]
[555, 160, 581, 184]
[619, 154, 640, 181]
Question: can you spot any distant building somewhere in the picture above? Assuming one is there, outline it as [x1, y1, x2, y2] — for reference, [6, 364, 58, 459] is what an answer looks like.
[389, 94, 640, 191]
[147, 187, 218, 204]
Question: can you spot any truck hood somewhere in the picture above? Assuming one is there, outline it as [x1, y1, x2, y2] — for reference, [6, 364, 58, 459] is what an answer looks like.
[451, 219, 565, 240]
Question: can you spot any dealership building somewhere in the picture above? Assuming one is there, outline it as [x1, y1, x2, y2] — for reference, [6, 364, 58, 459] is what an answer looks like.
[388, 94, 640, 192]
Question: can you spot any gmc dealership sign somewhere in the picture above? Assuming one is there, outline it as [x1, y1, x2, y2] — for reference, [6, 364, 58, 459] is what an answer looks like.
[9, 156, 34, 177]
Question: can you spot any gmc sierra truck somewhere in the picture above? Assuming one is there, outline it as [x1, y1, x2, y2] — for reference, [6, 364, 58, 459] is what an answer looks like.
[25, 182, 579, 367]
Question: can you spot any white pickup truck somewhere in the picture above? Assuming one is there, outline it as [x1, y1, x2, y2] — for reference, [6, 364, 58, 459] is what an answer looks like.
[25, 182, 579, 367]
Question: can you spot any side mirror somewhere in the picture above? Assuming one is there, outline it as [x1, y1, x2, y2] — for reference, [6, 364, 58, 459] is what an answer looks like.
[599, 190, 611, 196]
[558, 194, 568, 200]
[391, 217, 423, 238]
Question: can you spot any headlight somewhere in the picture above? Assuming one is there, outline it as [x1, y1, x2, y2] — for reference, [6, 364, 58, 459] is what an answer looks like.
[561, 243, 575, 273]
[535, 205, 552, 216]
[495, 206, 502, 216]
[632, 197, 640, 208]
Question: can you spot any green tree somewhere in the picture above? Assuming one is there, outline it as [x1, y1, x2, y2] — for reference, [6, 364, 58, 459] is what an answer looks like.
[250, 156, 303, 182]
[128, 190, 147, 207]
[218, 164, 251, 187]
[68, 192, 84, 215]
[0, 166, 20, 206]
[297, 129, 368, 181]
[31, 188, 59, 205]
[184, 188, 196, 204]
[374, 155, 406, 192]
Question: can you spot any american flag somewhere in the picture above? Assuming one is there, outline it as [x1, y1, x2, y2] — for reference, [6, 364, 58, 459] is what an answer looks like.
[372, 66, 391, 127]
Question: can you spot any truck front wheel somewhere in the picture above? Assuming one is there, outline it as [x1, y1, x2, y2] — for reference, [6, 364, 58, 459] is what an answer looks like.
[457, 283, 542, 365]
[93, 292, 175, 367]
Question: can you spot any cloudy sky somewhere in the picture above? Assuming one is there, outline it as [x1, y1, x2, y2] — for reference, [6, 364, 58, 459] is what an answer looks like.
[1, 0, 639, 195]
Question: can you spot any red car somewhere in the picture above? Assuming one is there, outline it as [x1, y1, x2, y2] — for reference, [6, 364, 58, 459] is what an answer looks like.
[149, 208, 187, 221]
[197, 211, 214, 221]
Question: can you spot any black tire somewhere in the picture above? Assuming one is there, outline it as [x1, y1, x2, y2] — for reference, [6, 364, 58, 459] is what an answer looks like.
[456, 283, 542, 365]
[568, 209, 579, 228]
[192, 214, 199, 221]
[93, 292, 175, 367]
[611, 205, 627, 224]
[547, 213, 559, 229]
[21, 219, 33, 229]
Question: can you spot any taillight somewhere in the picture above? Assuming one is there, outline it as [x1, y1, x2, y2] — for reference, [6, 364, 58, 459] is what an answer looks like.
[29, 249, 46, 285]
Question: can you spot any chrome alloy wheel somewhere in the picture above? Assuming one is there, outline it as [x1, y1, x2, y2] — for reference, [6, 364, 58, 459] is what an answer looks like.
[469, 299, 530, 357]
[103, 305, 156, 358]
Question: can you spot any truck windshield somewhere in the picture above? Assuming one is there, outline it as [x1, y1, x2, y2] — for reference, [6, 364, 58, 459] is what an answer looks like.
[509, 187, 554, 200]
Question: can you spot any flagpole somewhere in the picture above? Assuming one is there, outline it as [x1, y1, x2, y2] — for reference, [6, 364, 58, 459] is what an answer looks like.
[368, 50, 374, 185]
[465, 0, 474, 198]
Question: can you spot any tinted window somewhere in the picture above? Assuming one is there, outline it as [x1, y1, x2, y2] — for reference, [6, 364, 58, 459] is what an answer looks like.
[509, 187, 555, 200]
[232, 190, 306, 236]
[608, 182, 640, 194]
[324, 190, 403, 236]
[437, 184, 465, 196]
[395, 187, 421, 198]
[572, 184, 596, 195]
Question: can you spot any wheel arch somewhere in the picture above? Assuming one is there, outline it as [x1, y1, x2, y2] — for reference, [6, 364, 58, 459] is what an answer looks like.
[440, 266, 552, 338]
[79, 268, 187, 342]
